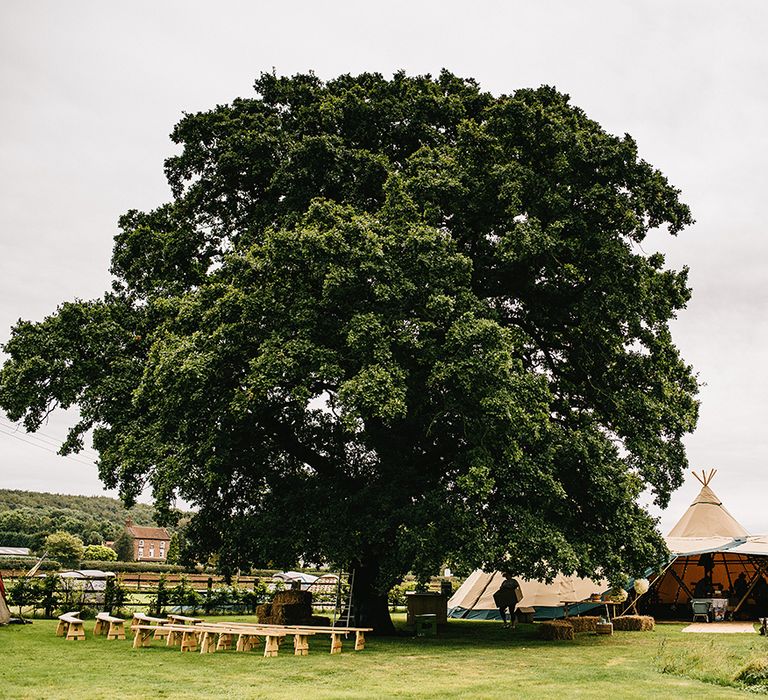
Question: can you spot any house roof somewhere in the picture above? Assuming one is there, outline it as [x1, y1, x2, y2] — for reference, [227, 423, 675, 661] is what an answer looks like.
[0, 546, 31, 556]
[126, 525, 170, 540]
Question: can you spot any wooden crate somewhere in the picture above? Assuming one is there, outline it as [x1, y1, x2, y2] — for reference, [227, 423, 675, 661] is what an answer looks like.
[406, 592, 447, 625]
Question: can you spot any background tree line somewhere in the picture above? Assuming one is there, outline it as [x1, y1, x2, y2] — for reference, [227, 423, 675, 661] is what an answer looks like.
[0, 488, 170, 551]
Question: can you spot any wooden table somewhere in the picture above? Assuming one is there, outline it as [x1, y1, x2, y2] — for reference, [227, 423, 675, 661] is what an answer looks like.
[561, 599, 622, 620]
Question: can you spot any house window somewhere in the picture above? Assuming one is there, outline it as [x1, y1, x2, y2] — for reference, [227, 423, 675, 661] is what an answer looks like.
[138, 546, 144, 559]
[139, 539, 144, 546]
[159, 541, 165, 557]
[149, 544, 155, 558]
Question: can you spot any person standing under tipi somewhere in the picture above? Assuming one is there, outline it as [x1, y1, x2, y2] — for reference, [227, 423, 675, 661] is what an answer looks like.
[493, 573, 522, 629]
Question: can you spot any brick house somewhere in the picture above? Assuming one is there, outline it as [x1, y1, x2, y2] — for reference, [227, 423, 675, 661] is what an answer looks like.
[125, 519, 171, 562]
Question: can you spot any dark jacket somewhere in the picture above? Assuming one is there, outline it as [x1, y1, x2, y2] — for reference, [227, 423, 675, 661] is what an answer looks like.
[493, 578, 521, 607]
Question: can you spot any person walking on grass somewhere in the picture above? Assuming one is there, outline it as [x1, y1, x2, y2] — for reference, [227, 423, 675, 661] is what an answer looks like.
[493, 573, 521, 629]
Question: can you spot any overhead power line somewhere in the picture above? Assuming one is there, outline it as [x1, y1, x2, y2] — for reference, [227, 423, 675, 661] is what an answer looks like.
[0, 427, 97, 468]
[0, 417, 100, 461]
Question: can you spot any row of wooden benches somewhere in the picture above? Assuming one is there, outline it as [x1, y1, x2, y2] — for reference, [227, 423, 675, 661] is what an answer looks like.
[56, 611, 372, 656]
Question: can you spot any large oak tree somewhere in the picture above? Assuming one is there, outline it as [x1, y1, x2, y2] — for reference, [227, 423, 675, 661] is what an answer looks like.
[0, 71, 698, 631]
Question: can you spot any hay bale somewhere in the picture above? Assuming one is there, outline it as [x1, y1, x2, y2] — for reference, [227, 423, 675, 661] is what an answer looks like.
[612, 615, 654, 631]
[273, 590, 312, 607]
[310, 615, 331, 627]
[539, 620, 574, 641]
[568, 616, 600, 633]
[272, 603, 312, 625]
[256, 604, 272, 621]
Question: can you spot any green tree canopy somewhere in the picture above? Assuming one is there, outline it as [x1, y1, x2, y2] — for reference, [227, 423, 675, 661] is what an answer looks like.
[43, 531, 84, 566]
[0, 71, 698, 631]
[112, 531, 134, 562]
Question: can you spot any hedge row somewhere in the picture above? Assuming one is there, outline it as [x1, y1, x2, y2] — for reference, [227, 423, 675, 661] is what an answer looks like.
[0, 556, 61, 571]
[79, 560, 186, 573]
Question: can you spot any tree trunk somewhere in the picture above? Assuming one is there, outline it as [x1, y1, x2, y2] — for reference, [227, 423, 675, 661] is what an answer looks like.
[350, 558, 397, 635]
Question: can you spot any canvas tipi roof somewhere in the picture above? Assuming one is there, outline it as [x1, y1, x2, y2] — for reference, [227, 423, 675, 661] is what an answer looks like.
[666, 469, 747, 540]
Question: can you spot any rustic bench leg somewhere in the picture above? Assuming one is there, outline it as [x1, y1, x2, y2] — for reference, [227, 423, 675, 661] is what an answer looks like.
[199, 631, 216, 654]
[330, 633, 342, 655]
[153, 626, 170, 641]
[264, 635, 279, 657]
[217, 633, 233, 651]
[107, 622, 126, 641]
[294, 634, 309, 656]
[56, 620, 68, 637]
[180, 630, 198, 653]
[67, 622, 86, 641]
[167, 629, 181, 647]
[354, 631, 365, 651]
[94, 619, 105, 636]
[133, 629, 152, 648]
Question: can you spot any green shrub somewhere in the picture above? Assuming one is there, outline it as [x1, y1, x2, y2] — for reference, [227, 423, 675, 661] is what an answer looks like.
[82, 545, 117, 562]
[735, 658, 768, 688]
[104, 576, 129, 615]
[40, 573, 61, 617]
[7, 576, 43, 614]
[389, 580, 417, 610]
[79, 606, 97, 620]
[149, 574, 169, 615]
[168, 576, 202, 612]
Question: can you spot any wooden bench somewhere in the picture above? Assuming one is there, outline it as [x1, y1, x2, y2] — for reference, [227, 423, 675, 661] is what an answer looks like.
[94, 612, 126, 640]
[208, 621, 372, 654]
[167, 613, 203, 625]
[132, 623, 314, 657]
[131, 612, 171, 639]
[56, 612, 86, 641]
[205, 622, 319, 657]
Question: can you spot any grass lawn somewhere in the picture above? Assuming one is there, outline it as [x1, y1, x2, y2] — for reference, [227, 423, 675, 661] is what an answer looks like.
[1, 616, 767, 699]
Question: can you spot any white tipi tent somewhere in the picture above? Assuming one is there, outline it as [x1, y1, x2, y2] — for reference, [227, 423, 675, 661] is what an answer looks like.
[0, 572, 11, 625]
[448, 569, 608, 621]
[645, 469, 768, 617]
[449, 469, 765, 621]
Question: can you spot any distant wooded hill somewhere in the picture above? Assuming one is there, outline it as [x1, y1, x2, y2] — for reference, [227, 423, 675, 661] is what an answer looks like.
[0, 489, 163, 551]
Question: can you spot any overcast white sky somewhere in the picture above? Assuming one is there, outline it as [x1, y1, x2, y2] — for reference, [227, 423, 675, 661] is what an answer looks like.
[0, 1, 766, 534]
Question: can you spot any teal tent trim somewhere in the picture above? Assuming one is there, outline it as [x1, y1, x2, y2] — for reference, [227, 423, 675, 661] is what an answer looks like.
[448, 601, 603, 621]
